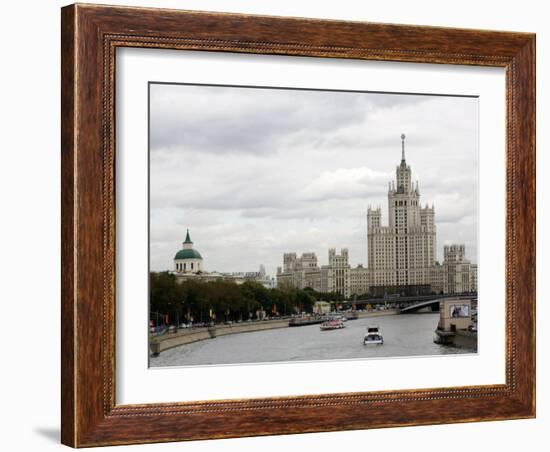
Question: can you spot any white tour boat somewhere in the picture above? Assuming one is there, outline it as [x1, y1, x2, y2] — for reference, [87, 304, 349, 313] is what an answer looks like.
[320, 319, 346, 331]
[363, 325, 384, 345]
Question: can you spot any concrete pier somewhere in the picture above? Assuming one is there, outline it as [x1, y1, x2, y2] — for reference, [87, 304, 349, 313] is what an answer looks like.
[433, 298, 477, 350]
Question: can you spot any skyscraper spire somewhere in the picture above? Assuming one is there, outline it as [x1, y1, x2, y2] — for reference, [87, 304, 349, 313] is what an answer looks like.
[401, 133, 406, 164]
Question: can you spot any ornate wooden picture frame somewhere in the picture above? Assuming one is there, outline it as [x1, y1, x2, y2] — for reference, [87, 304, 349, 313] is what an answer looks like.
[61, 3, 535, 447]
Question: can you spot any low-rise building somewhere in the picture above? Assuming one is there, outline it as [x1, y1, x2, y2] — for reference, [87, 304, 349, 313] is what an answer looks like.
[276, 243, 477, 298]
[277, 252, 323, 291]
[173, 231, 275, 288]
[442, 245, 477, 294]
[349, 265, 370, 297]
[326, 248, 351, 297]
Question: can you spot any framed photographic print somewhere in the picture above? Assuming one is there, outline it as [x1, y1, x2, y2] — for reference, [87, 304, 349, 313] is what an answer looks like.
[61, 3, 535, 447]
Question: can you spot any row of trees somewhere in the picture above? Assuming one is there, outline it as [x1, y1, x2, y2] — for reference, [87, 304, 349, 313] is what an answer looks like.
[149, 272, 344, 325]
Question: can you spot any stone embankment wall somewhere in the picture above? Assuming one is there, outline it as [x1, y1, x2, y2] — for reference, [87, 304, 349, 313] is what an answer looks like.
[157, 319, 288, 352]
[452, 330, 478, 350]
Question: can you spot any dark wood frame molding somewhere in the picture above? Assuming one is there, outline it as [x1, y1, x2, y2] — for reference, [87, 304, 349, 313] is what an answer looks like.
[61, 3, 536, 447]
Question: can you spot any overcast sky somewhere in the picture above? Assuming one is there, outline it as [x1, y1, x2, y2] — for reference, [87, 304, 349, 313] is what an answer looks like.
[149, 83, 478, 276]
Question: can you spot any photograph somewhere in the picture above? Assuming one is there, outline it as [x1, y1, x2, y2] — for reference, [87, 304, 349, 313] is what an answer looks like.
[147, 83, 479, 366]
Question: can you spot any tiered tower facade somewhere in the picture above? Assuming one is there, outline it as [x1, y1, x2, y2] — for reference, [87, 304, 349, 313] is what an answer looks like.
[367, 134, 436, 294]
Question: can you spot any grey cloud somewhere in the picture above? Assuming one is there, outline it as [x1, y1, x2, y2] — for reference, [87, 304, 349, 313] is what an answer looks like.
[150, 84, 433, 155]
[149, 84, 478, 274]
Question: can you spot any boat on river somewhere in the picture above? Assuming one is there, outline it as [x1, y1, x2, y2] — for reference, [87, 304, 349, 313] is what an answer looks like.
[363, 325, 384, 345]
[289, 315, 326, 327]
[320, 319, 346, 331]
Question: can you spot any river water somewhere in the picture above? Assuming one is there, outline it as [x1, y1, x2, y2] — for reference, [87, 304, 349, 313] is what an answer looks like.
[150, 313, 473, 367]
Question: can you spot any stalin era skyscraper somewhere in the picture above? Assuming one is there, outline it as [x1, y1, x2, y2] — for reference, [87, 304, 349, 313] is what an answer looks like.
[367, 134, 436, 295]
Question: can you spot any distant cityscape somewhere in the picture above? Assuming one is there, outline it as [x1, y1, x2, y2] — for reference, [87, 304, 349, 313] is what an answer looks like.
[277, 135, 477, 298]
[169, 135, 476, 299]
[171, 229, 276, 288]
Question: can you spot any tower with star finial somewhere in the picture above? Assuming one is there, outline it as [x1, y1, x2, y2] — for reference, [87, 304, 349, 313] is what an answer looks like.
[367, 134, 436, 290]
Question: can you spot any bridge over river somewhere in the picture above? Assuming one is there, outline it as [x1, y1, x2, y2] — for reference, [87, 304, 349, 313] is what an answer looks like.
[348, 292, 477, 309]
[398, 295, 477, 314]
[339, 293, 477, 315]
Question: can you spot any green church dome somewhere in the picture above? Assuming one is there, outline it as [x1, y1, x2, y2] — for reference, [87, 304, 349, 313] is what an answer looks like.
[174, 229, 202, 260]
[174, 249, 202, 260]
